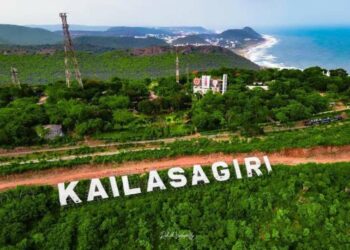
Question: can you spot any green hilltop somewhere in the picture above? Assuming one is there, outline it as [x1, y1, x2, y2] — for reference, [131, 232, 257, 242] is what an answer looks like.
[0, 25, 61, 45]
[74, 36, 168, 50]
[0, 46, 259, 84]
[0, 163, 349, 249]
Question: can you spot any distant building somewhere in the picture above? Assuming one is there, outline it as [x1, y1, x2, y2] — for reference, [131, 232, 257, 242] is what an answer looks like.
[43, 125, 64, 140]
[36, 48, 56, 55]
[323, 70, 331, 77]
[247, 82, 269, 91]
[37, 96, 48, 105]
[253, 82, 264, 86]
[247, 85, 269, 91]
[193, 74, 228, 95]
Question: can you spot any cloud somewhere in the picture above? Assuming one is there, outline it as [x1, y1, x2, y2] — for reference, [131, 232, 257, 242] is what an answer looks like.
[1, 0, 349, 29]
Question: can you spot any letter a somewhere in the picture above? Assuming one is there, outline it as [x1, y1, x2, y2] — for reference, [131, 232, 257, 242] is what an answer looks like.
[87, 178, 109, 202]
[192, 165, 210, 186]
[147, 170, 166, 192]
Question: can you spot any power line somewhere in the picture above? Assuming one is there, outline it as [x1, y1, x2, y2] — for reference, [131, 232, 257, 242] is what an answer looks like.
[176, 48, 180, 84]
[10, 67, 21, 88]
[59, 13, 83, 88]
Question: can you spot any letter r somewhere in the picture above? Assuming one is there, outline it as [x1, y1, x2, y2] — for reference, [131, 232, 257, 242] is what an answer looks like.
[245, 157, 263, 177]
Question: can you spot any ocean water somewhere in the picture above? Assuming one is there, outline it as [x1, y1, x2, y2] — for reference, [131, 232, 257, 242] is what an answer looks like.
[251, 27, 350, 72]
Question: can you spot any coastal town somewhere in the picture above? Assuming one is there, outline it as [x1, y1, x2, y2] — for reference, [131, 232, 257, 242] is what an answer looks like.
[1, 1, 350, 249]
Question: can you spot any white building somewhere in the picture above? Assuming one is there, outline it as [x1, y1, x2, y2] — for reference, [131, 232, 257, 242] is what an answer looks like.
[247, 82, 269, 91]
[193, 74, 228, 95]
[247, 85, 269, 91]
[43, 125, 64, 140]
[323, 70, 331, 77]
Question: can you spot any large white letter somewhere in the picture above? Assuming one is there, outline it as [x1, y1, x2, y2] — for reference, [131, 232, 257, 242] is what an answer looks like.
[263, 156, 273, 173]
[147, 170, 166, 192]
[168, 167, 187, 188]
[58, 181, 82, 206]
[212, 161, 230, 181]
[122, 176, 142, 196]
[109, 176, 120, 197]
[233, 159, 242, 179]
[192, 165, 210, 186]
[87, 178, 109, 202]
[245, 157, 262, 177]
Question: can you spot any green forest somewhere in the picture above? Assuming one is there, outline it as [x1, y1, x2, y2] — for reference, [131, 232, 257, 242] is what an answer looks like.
[0, 163, 349, 249]
[2, 122, 350, 176]
[1, 18, 350, 250]
[0, 54, 349, 250]
[0, 49, 258, 84]
[0, 25, 61, 46]
[0, 66, 349, 147]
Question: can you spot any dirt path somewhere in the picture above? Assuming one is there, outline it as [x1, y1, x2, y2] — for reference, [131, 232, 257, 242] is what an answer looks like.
[0, 145, 349, 192]
[0, 133, 210, 158]
[0, 147, 163, 167]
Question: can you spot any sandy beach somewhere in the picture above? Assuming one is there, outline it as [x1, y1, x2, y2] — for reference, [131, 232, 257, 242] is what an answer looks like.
[235, 35, 283, 68]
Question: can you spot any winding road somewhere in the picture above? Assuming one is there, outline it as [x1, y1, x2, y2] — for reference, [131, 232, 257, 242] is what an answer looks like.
[1, 145, 349, 192]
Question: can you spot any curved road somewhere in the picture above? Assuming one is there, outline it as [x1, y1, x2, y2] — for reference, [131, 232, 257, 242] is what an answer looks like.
[1, 145, 349, 192]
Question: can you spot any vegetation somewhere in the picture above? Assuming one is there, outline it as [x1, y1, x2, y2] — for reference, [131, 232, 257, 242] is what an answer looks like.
[74, 36, 167, 50]
[0, 163, 349, 249]
[1, 25, 349, 250]
[0, 24, 61, 45]
[2, 122, 350, 175]
[0, 66, 349, 147]
[0, 48, 258, 84]
[172, 35, 209, 45]
[0, 146, 108, 164]
[105, 26, 172, 36]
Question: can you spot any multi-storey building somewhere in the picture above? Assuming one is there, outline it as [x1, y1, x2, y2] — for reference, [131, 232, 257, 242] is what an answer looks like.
[193, 74, 228, 94]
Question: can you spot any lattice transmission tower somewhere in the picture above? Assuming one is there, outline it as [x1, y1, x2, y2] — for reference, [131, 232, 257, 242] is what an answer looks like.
[10, 67, 21, 88]
[59, 13, 83, 88]
[176, 51, 180, 84]
[186, 64, 189, 85]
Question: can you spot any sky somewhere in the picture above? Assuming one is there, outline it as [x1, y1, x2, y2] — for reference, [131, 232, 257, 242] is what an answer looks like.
[1, 0, 350, 30]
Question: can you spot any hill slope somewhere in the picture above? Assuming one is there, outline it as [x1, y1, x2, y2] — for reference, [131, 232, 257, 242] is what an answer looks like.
[0, 25, 61, 45]
[0, 24, 263, 50]
[74, 36, 167, 50]
[0, 163, 349, 249]
[219, 27, 263, 41]
[0, 45, 259, 84]
[172, 35, 209, 45]
[174, 27, 264, 48]
[105, 27, 172, 36]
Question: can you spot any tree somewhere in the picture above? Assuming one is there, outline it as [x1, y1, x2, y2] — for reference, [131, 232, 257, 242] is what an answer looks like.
[138, 100, 160, 115]
[121, 81, 149, 102]
[75, 118, 105, 136]
[0, 98, 48, 145]
[330, 69, 348, 78]
[113, 110, 135, 129]
[192, 110, 225, 130]
[99, 95, 130, 110]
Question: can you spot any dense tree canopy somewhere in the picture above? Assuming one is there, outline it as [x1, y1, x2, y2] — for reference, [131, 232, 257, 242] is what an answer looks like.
[0, 163, 349, 249]
[0, 66, 349, 146]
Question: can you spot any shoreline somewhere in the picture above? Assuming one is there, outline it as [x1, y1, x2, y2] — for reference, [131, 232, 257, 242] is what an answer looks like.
[234, 35, 286, 69]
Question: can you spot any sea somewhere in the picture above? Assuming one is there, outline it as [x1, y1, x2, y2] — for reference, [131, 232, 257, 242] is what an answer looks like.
[248, 26, 350, 72]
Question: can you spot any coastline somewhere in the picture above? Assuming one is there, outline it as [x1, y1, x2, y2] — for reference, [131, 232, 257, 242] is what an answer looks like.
[234, 35, 285, 69]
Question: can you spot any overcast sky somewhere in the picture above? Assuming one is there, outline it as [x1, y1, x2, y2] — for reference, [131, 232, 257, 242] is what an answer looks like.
[2, 0, 350, 30]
